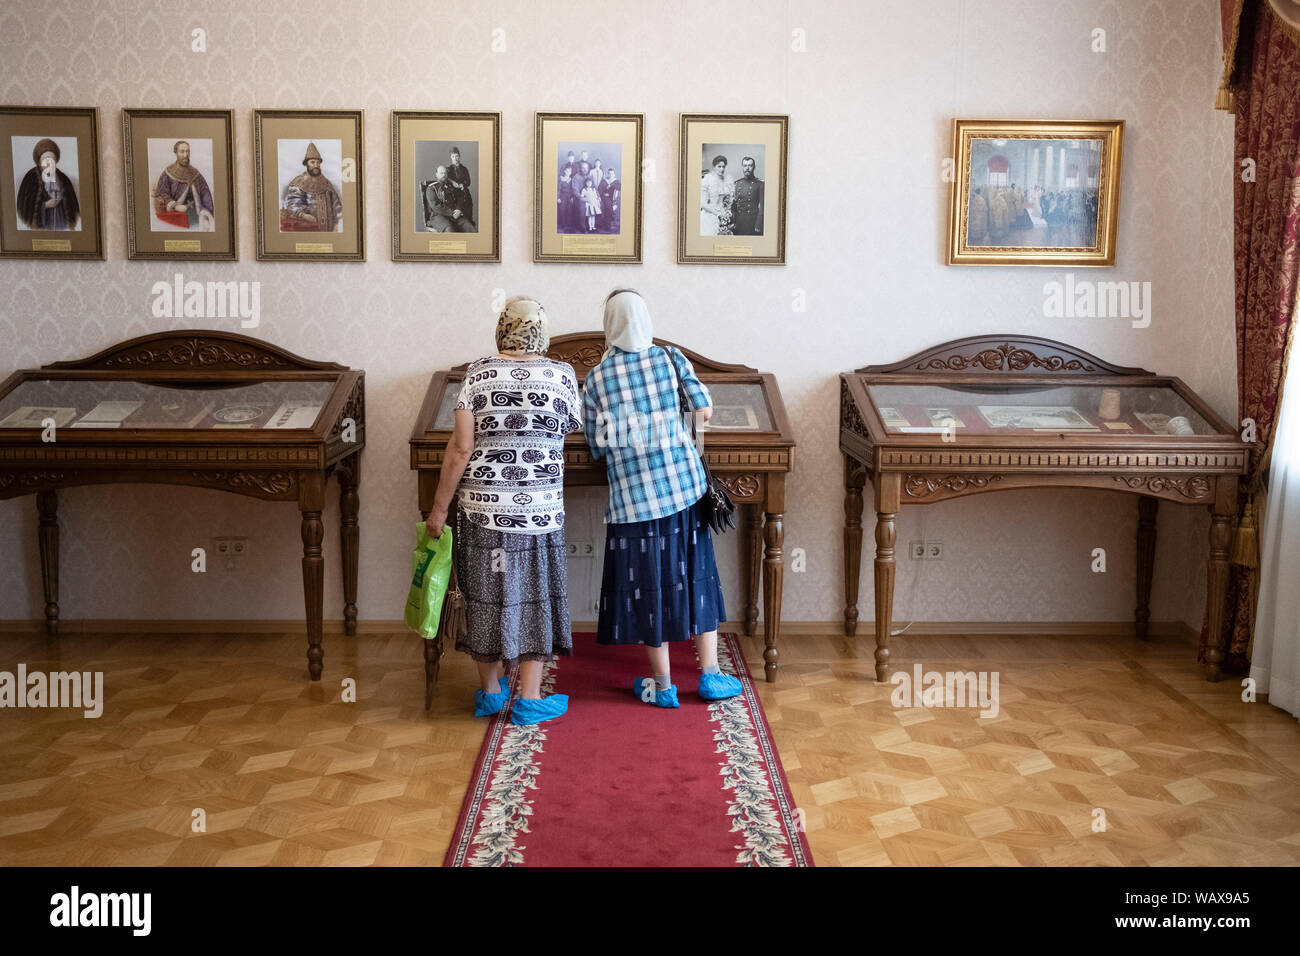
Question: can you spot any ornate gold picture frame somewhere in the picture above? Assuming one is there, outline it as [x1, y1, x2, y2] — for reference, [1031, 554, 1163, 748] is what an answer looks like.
[123, 108, 237, 260]
[391, 110, 500, 262]
[534, 111, 642, 263]
[253, 108, 364, 261]
[678, 113, 788, 265]
[947, 119, 1124, 267]
[0, 105, 104, 260]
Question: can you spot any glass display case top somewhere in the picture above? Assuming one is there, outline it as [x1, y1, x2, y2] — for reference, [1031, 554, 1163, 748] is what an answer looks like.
[431, 378, 774, 432]
[0, 378, 336, 430]
[864, 382, 1217, 436]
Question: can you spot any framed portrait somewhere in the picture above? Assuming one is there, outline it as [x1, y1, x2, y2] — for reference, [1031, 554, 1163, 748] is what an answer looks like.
[122, 108, 236, 260]
[678, 113, 788, 265]
[392, 110, 500, 262]
[0, 106, 103, 260]
[947, 119, 1124, 267]
[534, 111, 642, 263]
[253, 108, 364, 261]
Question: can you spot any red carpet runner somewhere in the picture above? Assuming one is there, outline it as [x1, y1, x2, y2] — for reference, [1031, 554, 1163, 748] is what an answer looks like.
[444, 632, 813, 866]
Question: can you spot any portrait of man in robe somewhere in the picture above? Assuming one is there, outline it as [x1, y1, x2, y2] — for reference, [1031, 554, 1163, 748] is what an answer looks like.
[149, 138, 215, 231]
[279, 140, 343, 232]
[14, 137, 80, 230]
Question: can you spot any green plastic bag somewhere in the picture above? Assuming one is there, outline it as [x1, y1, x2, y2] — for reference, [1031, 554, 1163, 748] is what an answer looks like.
[404, 521, 454, 639]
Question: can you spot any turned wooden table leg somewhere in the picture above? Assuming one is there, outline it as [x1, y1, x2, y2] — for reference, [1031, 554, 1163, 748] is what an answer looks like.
[300, 472, 326, 681]
[873, 473, 901, 682]
[338, 453, 360, 637]
[843, 456, 867, 637]
[1135, 495, 1157, 640]
[741, 505, 762, 637]
[761, 475, 786, 682]
[36, 490, 59, 636]
[1204, 479, 1237, 681]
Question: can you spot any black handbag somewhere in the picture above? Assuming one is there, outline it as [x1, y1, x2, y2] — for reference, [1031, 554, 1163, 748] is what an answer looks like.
[664, 346, 736, 534]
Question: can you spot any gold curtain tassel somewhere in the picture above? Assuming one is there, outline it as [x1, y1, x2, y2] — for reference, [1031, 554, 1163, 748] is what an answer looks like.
[1230, 506, 1259, 568]
[1214, 86, 1235, 111]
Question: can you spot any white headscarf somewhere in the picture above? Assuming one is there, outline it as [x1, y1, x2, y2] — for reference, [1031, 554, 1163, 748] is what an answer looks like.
[602, 289, 653, 355]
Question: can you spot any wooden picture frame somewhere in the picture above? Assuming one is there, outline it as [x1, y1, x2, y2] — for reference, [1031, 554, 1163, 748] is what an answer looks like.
[678, 113, 788, 265]
[391, 110, 500, 262]
[0, 105, 104, 260]
[947, 119, 1125, 267]
[534, 111, 642, 263]
[253, 108, 364, 261]
[123, 108, 237, 260]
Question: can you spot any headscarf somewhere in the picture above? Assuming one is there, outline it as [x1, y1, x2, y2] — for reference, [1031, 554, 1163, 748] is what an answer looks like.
[602, 288, 653, 355]
[495, 295, 549, 354]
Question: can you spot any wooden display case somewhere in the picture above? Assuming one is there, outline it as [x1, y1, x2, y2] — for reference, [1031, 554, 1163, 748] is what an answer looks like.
[839, 334, 1249, 682]
[0, 330, 366, 680]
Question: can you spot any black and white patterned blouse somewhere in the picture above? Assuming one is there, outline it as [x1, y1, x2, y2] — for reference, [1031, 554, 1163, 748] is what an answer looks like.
[454, 356, 582, 533]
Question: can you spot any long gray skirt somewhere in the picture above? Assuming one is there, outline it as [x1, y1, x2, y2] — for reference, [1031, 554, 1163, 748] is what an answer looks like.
[454, 519, 573, 666]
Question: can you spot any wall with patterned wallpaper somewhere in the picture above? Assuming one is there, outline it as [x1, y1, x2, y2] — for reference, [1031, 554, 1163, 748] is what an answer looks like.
[0, 0, 1236, 634]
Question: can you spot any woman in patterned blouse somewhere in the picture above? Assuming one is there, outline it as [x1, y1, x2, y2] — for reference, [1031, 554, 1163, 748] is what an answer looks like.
[427, 296, 582, 726]
[582, 289, 743, 707]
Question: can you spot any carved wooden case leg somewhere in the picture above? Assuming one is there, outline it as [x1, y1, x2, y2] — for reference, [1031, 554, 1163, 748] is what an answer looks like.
[338, 453, 361, 637]
[299, 471, 326, 681]
[1203, 478, 1238, 681]
[873, 473, 901, 682]
[761, 474, 786, 682]
[1134, 496, 1157, 640]
[842, 456, 868, 637]
[36, 490, 59, 636]
[740, 505, 763, 637]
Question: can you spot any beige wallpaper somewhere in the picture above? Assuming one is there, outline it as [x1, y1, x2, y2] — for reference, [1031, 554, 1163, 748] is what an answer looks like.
[0, 0, 1236, 632]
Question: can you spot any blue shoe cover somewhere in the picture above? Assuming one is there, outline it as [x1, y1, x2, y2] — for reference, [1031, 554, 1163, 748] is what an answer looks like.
[473, 677, 511, 717]
[698, 671, 742, 700]
[634, 677, 680, 708]
[510, 694, 569, 725]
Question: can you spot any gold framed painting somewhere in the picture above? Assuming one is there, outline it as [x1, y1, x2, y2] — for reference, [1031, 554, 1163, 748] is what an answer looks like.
[123, 108, 237, 260]
[392, 110, 500, 262]
[0, 105, 104, 260]
[534, 111, 642, 263]
[678, 113, 788, 265]
[947, 119, 1124, 267]
[253, 108, 364, 261]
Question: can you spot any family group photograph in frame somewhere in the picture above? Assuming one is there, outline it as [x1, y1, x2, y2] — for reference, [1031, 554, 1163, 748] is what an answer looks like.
[534, 111, 643, 264]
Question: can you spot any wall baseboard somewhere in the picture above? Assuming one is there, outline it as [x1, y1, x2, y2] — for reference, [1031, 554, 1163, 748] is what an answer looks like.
[0, 618, 1199, 641]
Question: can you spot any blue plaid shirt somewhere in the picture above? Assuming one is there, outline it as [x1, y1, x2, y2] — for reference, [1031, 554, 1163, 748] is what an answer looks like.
[582, 345, 712, 525]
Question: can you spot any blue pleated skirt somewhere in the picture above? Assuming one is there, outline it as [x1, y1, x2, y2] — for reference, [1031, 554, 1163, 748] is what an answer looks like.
[596, 496, 726, 646]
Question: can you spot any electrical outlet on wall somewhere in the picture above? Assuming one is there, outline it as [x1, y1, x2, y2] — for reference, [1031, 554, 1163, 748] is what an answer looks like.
[212, 537, 249, 571]
[909, 540, 925, 560]
[926, 540, 944, 560]
[570, 539, 593, 558]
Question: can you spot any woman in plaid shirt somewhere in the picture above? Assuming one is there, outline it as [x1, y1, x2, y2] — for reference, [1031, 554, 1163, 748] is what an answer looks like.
[582, 289, 743, 707]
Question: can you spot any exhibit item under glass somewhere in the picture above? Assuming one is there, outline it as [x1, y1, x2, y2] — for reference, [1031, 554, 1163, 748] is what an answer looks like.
[0, 330, 366, 679]
[410, 331, 795, 705]
[839, 334, 1249, 682]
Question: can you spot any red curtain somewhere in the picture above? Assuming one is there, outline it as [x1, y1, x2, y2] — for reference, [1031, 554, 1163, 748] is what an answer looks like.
[1202, 0, 1300, 670]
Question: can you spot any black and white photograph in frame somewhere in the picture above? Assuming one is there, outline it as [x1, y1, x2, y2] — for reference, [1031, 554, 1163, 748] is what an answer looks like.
[557, 141, 622, 235]
[699, 143, 764, 237]
[416, 139, 478, 234]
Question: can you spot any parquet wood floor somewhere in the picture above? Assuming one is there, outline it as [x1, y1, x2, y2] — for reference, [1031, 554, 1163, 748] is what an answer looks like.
[0, 625, 1297, 866]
